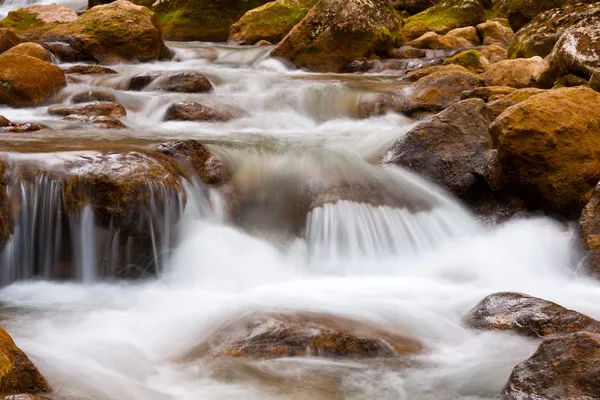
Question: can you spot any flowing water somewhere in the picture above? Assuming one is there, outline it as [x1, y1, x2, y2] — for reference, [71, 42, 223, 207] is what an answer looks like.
[0, 42, 598, 400]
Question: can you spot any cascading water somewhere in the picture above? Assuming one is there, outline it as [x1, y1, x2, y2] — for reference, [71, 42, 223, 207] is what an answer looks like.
[0, 43, 599, 400]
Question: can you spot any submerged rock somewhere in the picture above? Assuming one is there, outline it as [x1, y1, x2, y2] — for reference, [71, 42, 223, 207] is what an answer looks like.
[501, 332, 600, 399]
[63, 65, 118, 75]
[479, 56, 545, 88]
[271, 0, 400, 73]
[0, 28, 23, 53]
[70, 90, 118, 104]
[0, 4, 77, 40]
[164, 102, 238, 122]
[0, 116, 44, 133]
[156, 140, 229, 185]
[2, 42, 51, 62]
[148, 72, 213, 93]
[0, 327, 50, 394]
[63, 114, 126, 129]
[188, 312, 423, 359]
[465, 292, 600, 338]
[48, 101, 126, 119]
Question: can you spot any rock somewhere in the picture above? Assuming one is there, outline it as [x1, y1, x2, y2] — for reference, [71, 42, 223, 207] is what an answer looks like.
[270, 0, 400, 73]
[0, 116, 44, 132]
[394, 0, 438, 14]
[255, 40, 272, 46]
[443, 50, 489, 73]
[591, 72, 600, 92]
[63, 114, 126, 129]
[404, 63, 469, 81]
[156, 140, 229, 185]
[461, 86, 516, 102]
[42, 0, 169, 63]
[553, 74, 588, 88]
[508, 3, 599, 59]
[71, 90, 118, 104]
[503, 0, 597, 33]
[146, 72, 213, 93]
[476, 20, 513, 46]
[128, 73, 159, 91]
[0, 54, 66, 107]
[228, 0, 318, 45]
[63, 65, 117, 74]
[404, 28, 478, 50]
[187, 312, 423, 359]
[0, 327, 50, 394]
[0, 28, 23, 53]
[399, 0, 486, 43]
[383, 99, 500, 197]
[40, 41, 79, 62]
[578, 182, 600, 278]
[465, 292, 600, 338]
[537, 16, 600, 89]
[389, 46, 426, 59]
[164, 102, 237, 122]
[486, 87, 545, 120]
[481, 43, 507, 63]
[0, 4, 78, 40]
[2, 42, 50, 62]
[48, 101, 126, 119]
[0, 161, 10, 251]
[500, 332, 600, 399]
[479, 56, 545, 88]
[445, 26, 481, 45]
[147, 0, 271, 41]
[490, 87, 600, 215]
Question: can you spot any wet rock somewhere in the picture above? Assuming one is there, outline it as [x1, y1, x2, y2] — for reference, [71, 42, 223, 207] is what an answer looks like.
[228, 0, 318, 45]
[0, 116, 44, 133]
[503, 0, 597, 33]
[164, 102, 238, 122]
[63, 114, 126, 129]
[63, 65, 117, 75]
[500, 332, 600, 399]
[2, 42, 51, 62]
[537, 16, 600, 89]
[465, 292, 600, 338]
[0, 4, 77, 40]
[389, 46, 426, 59]
[479, 56, 545, 88]
[404, 64, 469, 81]
[156, 140, 229, 185]
[188, 312, 423, 359]
[270, 0, 400, 73]
[71, 90, 118, 104]
[476, 20, 513, 46]
[490, 87, 600, 215]
[399, 0, 486, 43]
[128, 73, 159, 91]
[405, 26, 480, 50]
[0, 161, 11, 250]
[383, 99, 500, 198]
[40, 41, 79, 62]
[148, 72, 213, 93]
[0, 54, 66, 107]
[48, 101, 126, 119]
[0, 327, 50, 394]
[486, 87, 545, 120]
[508, 3, 600, 59]
[461, 86, 516, 102]
[42, 0, 169, 63]
[481, 43, 507, 63]
[577, 182, 600, 278]
[255, 40, 272, 46]
[591, 72, 600, 92]
[0, 28, 23, 53]
[443, 50, 489, 73]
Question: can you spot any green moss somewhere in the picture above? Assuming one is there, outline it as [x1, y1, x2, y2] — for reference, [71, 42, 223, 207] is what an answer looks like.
[0, 10, 40, 31]
[444, 50, 485, 70]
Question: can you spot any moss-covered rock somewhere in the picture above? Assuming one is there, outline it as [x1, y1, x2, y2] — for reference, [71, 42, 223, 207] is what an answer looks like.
[0, 4, 77, 40]
[443, 50, 489, 73]
[399, 0, 486, 43]
[490, 87, 600, 216]
[479, 56, 545, 88]
[0, 53, 66, 107]
[0, 29, 23, 53]
[42, 0, 169, 63]
[271, 0, 400, 73]
[2, 42, 50, 62]
[0, 327, 50, 395]
[228, 0, 318, 45]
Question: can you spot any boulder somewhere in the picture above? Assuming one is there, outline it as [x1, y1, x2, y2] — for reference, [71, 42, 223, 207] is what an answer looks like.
[270, 0, 400, 73]
[164, 102, 237, 122]
[383, 99, 500, 197]
[0, 4, 77, 40]
[479, 56, 545, 88]
[537, 16, 600, 89]
[146, 72, 213, 93]
[71, 90, 118, 104]
[42, 0, 169, 63]
[490, 87, 600, 215]
[501, 332, 600, 399]
[486, 87, 545, 120]
[508, 3, 600, 59]
[465, 292, 600, 338]
[443, 50, 489, 73]
[0, 116, 44, 133]
[228, 0, 318, 45]
[591, 72, 600, 92]
[0, 327, 50, 394]
[48, 101, 126, 119]
[63, 114, 126, 129]
[39, 42, 79, 62]
[404, 27, 479, 50]
[389, 46, 427, 59]
[481, 43, 507, 63]
[476, 20, 513, 46]
[156, 140, 229, 185]
[63, 65, 117, 75]
[503, 0, 597, 33]
[0, 54, 66, 107]
[187, 312, 423, 359]
[461, 86, 516, 102]
[0, 28, 23, 53]
[2, 42, 50, 62]
[127, 73, 159, 91]
[404, 63, 469, 81]
[399, 0, 486, 43]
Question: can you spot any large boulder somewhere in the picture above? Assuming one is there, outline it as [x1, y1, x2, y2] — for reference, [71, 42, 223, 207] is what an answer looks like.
[479, 56, 545, 88]
[0, 4, 77, 40]
[465, 292, 600, 338]
[508, 3, 600, 59]
[0, 54, 66, 107]
[0, 327, 50, 394]
[383, 99, 500, 198]
[270, 0, 401, 73]
[2, 42, 51, 62]
[501, 332, 600, 399]
[399, 0, 486, 43]
[0, 28, 23, 53]
[187, 312, 423, 359]
[490, 87, 600, 215]
[500, 0, 597, 33]
[228, 0, 318, 45]
[42, 0, 169, 63]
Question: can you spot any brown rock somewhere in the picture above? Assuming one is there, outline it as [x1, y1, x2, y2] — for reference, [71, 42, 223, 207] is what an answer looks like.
[500, 332, 600, 399]
[149, 72, 213, 93]
[479, 56, 545, 88]
[461, 86, 516, 102]
[486, 87, 545, 120]
[481, 44, 507, 63]
[63, 114, 126, 129]
[255, 40, 272, 46]
[405, 26, 479, 50]
[48, 101, 126, 119]
[70, 90, 118, 104]
[0, 4, 77, 40]
[591, 72, 600, 92]
[164, 102, 237, 122]
[476, 20, 513, 46]
[389, 46, 427, 59]
[404, 64, 470, 81]
[0, 29, 23, 53]
[2, 42, 50, 62]
[465, 292, 600, 338]
[553, 74, 589, 88]
[156, 140, 229, 185]
[63, 65, 118, 74]
[578, 182, 600, 278]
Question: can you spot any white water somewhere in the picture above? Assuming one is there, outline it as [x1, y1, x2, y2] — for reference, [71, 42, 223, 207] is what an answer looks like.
[0, 43, 598, 400]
